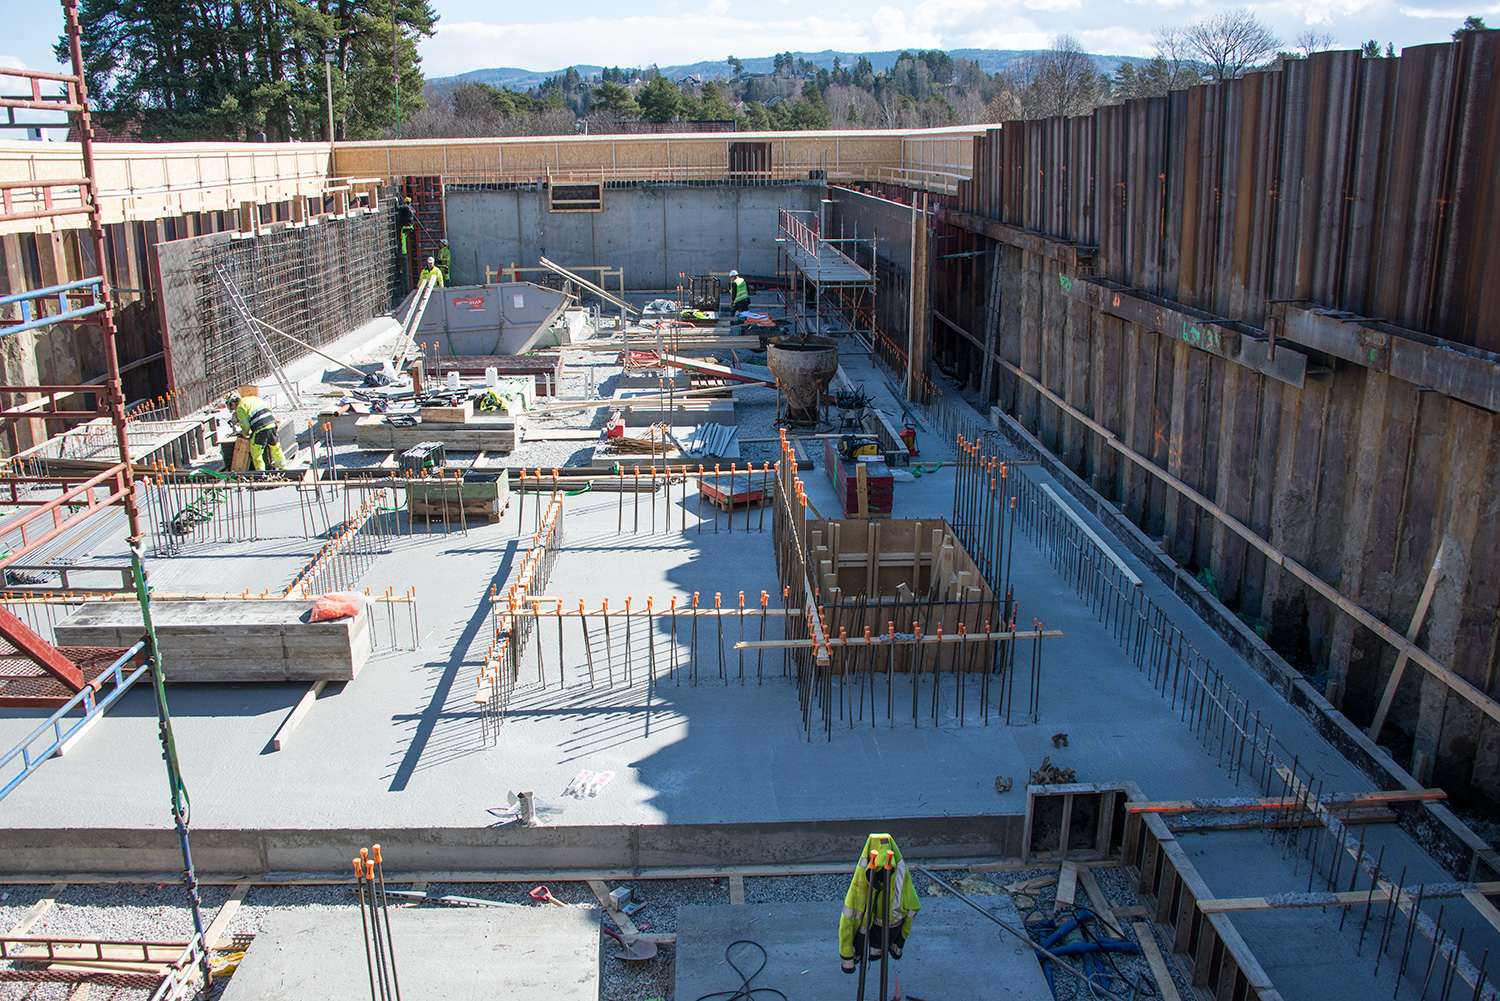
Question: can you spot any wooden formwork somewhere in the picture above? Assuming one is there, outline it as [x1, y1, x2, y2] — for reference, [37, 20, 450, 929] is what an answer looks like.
[805, 517, 1002, 674]
[1022, 782, 1129, 863]
[1121, 794, 1287, 1001]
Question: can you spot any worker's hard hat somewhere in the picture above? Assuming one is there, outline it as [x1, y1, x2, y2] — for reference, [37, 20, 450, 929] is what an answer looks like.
[404, 196, 412, 202]
[225, 391, 240, 409]
[441, 238, 449, 245]
[426, 256, 435, 265]
[729, 269, 738, 277]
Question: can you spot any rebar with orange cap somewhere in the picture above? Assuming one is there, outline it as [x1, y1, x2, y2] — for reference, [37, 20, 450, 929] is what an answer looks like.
[372, 844, 402, 1001]
[353, 856, 380, 1001]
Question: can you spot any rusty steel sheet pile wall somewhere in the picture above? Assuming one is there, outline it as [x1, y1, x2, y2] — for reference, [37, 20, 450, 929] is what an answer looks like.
[929, 34, 1500, 800]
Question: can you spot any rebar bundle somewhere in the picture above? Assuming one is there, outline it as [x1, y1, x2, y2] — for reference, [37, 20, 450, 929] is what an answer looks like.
[285, 490, 397, 598]
[477, 494, 564, 741]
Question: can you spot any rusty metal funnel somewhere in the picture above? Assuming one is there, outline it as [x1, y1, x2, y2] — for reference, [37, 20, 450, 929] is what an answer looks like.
[766, 335, 839, 425]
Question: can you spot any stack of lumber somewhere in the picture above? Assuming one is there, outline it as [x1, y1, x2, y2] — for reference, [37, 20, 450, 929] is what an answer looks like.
[356, 415, 521, 453]
[419, 399, 473, 424]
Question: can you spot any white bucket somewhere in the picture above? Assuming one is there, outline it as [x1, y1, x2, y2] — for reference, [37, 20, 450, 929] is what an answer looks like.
[485, 366, 498, 388]
[446, 371, 461, 390]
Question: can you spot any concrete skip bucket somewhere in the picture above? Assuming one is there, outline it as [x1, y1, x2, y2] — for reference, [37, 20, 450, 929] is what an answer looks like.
[408, 281, 576, 356]
[766, 335, 839, 425]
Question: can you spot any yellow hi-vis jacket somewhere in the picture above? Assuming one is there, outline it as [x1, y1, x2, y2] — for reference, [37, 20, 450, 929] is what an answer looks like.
[838, 833, 920, 967]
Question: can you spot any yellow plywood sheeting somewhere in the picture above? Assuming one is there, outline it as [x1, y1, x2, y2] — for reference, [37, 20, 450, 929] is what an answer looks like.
[0, 140, 334, 234]
[331, 127, 970, 185]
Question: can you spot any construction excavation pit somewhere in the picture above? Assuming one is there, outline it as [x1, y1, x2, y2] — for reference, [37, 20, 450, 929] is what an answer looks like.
[5, 22, 1500, 1001]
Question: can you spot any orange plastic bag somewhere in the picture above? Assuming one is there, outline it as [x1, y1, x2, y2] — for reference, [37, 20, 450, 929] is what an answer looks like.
[309, 591, 369, 622]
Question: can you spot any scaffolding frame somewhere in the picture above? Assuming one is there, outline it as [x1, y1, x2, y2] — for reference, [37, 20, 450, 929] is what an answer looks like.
[0, 4, 214, 995]
[776, 206, 876, 343]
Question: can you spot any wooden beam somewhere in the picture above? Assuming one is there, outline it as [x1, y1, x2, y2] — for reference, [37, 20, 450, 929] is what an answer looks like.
[728, 875, 745, 906]
[271, 681, 327, 751]
[1039, 483, 1140, 586]
[1054, 861, 1079, 916]
[1075, 865, 1116, 926]
[1369, 540, 1446, 739]
[203, 882, 250, 949]
[1199, 881, 1500, 914]
[586, 878, 642, 940]
[7, 882, 67, 935]
[1129, 788, 1447, 814]
[1133, 922, 1183, 1001]
[1463, 888, 1500, 937]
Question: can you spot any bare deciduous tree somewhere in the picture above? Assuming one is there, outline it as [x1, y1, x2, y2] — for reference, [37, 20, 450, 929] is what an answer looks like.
[1182, 8, 1282, 81]
[1019, 34, 1104, 119]
[1150, 26, 1202, 90]
[1296, 28, 1337, 58]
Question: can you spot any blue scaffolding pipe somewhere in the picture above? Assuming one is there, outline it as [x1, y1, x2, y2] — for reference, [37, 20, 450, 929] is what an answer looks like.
[0, 276, 105, 306]
[0, 275, 106, 336]
[0, 639, 149, 802]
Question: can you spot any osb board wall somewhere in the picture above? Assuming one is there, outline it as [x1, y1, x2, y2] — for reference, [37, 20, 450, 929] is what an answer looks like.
[807, 517, 1000, 673]
[332, 129, 976, 182]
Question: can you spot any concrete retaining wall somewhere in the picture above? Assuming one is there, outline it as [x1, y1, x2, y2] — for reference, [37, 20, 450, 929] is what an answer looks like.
[0, 814, 1022, 875]
[443, 183, 824, 290]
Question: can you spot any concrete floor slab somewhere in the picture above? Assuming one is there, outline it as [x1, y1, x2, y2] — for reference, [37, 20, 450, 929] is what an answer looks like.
[221, 902, 600, 1001]
[674, 897, 1050, 1001]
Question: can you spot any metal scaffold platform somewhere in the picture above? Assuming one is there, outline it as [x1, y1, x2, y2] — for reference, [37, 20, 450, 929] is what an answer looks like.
[777, 206, 876, 342]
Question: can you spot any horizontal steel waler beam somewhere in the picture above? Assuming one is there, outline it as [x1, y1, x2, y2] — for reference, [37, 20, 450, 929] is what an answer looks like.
[1268, 301, 1500, 414]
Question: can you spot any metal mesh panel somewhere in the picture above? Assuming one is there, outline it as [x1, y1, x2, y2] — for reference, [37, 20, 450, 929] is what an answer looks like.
[183, 199, 397, 411]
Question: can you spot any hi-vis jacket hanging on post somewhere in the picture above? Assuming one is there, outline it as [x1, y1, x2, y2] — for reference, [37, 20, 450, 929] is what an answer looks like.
[839, 833, 920, 973]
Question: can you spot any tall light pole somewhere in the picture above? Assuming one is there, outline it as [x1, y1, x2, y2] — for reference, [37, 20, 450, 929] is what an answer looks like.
[324, 45, 337, 148]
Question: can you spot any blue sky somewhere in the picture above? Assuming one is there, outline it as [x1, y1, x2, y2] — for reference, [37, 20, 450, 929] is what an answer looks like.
[4, 0, 1495, 87]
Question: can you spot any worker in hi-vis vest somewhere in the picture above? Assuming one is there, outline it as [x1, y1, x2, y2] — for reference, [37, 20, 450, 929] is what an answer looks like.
[728, 270, 750, 313]
[225, 391, 285, 471]
[419, 256, 445, 287]
[839, 833, 920, 975]
[398, 196, 415, 255]
[437, 239, 452, 281]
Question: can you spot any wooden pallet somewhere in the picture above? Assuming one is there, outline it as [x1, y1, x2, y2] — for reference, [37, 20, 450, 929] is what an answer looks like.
[699, 473, 775, 512]
[410, 507, 504, 524]
[410, 498, 507, 523]
[707, 492, 774, 513]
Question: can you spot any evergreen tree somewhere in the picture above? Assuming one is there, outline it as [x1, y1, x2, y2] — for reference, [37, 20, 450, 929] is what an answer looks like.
[64, 0, 437, 141]
[638, 75, 681, 122]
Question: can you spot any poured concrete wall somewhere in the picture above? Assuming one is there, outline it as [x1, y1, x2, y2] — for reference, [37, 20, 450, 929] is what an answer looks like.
[0, 815, 1021, 874]
[444, 183, 823, 290]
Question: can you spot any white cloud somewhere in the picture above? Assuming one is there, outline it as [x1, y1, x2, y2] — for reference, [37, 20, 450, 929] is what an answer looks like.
[1398, 2, 1500, 17]
[417, 0, 1488, 76]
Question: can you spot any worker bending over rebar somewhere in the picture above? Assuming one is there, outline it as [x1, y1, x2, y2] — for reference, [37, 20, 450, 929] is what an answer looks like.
[226, 390, 285, 471]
